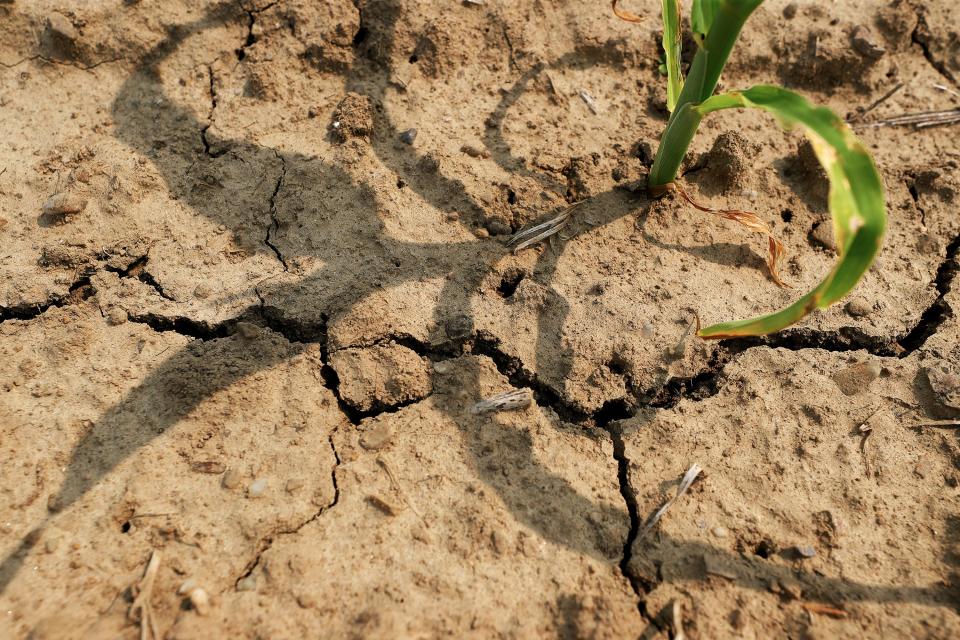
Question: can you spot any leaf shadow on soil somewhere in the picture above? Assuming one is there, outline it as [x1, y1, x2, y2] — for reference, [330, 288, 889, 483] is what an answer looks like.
[2, 0, 956, 623]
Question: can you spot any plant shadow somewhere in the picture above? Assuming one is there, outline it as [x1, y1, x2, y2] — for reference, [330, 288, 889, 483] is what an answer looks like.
[1, 0, 954, 625]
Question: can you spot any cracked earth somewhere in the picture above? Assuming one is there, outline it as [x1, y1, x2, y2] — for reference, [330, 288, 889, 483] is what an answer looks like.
[1, 1, 960, 638]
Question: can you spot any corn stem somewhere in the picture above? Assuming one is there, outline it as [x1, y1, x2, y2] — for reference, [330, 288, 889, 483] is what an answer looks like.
[648, 0, 764, 190]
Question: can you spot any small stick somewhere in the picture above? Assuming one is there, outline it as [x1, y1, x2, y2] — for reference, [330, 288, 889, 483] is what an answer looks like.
[934, 83, 960, 100]
[578, 89, 600, 115]
[864, 108, 960, 129]
[377, 455, 428, 526]
[669, 313, 699, 358]
[801, 602, 848, 618]
[849, 82, 903, 122]
[129, 551, 162, 640]
[638, 463, 702, 539]
[671, 600, 686, 640]
[910, 420, 960, 429]
[469, 388, 533, 415]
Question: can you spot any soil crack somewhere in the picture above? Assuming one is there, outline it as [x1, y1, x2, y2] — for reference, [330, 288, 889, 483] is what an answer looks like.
[0, 55, 122, 71]
[0, 275, 94, 325]
[897, 230, 960, 352]
[265, 153, 289, 270]
[606, 423, 647, 618]
[233, 432, 342, 588]
[911, 11, 957, 85]
[199, 64, 226, 158]
[235, 0, 278, 62]
[105, 254, 175, 301]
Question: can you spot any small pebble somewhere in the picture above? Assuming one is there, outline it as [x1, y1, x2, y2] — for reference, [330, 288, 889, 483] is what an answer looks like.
[779, 578, 803, 600]
[178, 579, 198, 595]
[845, 298, 871, 318]
[491, 530, 507, 555]
[46, 13, 79, 41]
[640, 322, 655, 339]
[296, 593, 318, 609]
[248, 478, 267, 497]
[399, 128, 417, 144]
[222, 469, 242, 489]
[367, 494, 398, 515]
[188, 588, 210, 616]
[925, 362, 960, 412]
[236, 576, 256, 592]
[851, 25, 886, 59]
[914, 459, 934, 479]
[47, 494, 64, 513]
[285, 478, 305, 493]
[729, 608, 746, 630]
[460, 144, 489, 158]
[42, 193, 87, 216]
[796, 544, 817, 558]
[433, 360, 451, 374]
[712, 526, 728, 538]
[810, 222, 836, 252]
[193, 283, 212, 299]
[474, 227, 489, 239]
[783, 2, 798, 19]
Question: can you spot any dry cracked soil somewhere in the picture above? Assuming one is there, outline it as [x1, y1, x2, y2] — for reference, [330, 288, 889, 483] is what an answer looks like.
[1, 0, 960, 638]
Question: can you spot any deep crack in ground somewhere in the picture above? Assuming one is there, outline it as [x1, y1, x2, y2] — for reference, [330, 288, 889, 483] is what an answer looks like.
[265, 153, 289, 270]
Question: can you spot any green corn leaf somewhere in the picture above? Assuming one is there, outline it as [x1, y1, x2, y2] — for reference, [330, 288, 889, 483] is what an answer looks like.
[690, 0, 720, 46]
[661, 0, 683, 111]
[691, 85, 886, 338]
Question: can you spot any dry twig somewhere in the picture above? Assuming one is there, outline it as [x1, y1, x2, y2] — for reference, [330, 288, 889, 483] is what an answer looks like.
[129, 550, 162, 640]
[469, 388, 533, 415]
[639, 463, 703, 539]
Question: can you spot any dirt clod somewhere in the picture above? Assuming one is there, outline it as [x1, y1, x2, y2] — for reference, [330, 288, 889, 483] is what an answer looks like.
[331, 93, 374, 143]
[851, 25, 886, 59]
[696, 131, 759, 194]
[924, 361, 960, 415]
[832, 361, 882, 395]
[330, 343, 431, 413]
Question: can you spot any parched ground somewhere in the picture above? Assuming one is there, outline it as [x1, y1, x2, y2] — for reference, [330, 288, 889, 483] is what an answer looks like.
[1, 0, 959, 638]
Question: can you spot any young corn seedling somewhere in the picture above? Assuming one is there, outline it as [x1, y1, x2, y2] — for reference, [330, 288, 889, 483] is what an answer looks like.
[514, 0, 886, 338]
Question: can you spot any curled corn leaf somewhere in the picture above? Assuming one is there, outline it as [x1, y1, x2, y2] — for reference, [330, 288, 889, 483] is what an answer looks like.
[693, 85, 886, 338]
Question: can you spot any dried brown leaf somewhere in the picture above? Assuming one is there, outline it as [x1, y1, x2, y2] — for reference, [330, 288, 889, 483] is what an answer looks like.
[612, 0, 644, 24]
[673, 182, 789, 288]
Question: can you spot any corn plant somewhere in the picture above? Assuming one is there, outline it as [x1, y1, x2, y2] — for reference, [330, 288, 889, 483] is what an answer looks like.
[518, 0, 886, 338]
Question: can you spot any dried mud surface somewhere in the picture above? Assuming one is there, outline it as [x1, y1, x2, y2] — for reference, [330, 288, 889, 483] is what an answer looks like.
[1, 0, 959, 638]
